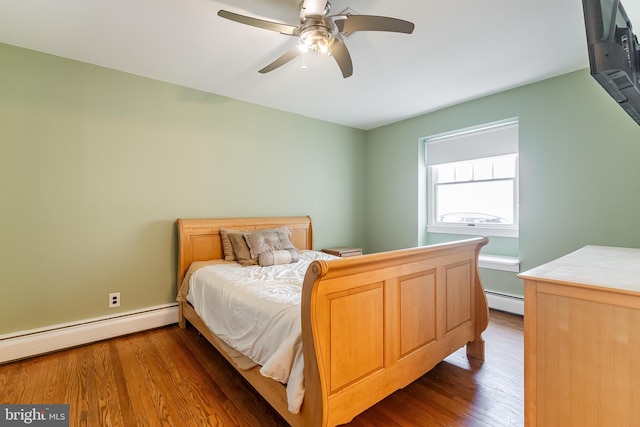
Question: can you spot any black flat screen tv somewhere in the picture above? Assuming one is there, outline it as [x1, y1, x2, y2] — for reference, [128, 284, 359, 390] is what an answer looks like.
[582, 0, 640, 125]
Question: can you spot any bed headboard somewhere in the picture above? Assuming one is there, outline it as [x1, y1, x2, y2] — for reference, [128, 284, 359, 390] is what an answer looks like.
[175, 215, 314, 284]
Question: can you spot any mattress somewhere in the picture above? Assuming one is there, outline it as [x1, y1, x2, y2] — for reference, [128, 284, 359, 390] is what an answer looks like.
[186, 249, 338, 413]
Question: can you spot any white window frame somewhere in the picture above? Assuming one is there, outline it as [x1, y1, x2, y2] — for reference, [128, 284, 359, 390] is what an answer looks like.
[423, 118, 519, 238]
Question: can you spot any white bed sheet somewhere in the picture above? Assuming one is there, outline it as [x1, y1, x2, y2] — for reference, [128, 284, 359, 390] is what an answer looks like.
[186, 249, 337, 414]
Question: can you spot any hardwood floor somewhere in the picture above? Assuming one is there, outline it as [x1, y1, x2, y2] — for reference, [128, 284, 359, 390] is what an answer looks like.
[0, 310, 523, 426]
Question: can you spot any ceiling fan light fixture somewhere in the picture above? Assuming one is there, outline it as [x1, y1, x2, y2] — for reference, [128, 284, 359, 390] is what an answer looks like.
[298, 25, 333, 54]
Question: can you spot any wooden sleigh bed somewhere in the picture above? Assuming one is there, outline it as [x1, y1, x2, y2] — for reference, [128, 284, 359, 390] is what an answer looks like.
[176, 215, 489, 427]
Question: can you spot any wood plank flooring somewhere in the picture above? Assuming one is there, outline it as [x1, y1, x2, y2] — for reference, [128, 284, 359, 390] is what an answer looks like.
[0, 310, 523, 426]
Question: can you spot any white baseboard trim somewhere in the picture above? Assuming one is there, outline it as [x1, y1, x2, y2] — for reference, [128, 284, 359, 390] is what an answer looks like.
[0, 303, 179, 364]
[486, 291, 524, 316]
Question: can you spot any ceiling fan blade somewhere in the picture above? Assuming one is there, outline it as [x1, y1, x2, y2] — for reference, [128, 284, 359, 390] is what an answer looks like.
[259, 46, 301, 74]
[330, 38, 353, 78]
[334, 15, 415, 34]
[218, 10, 298, 36]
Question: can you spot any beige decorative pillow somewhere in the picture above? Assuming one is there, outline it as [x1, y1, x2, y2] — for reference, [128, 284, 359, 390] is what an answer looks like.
[228, 232, 258, 266]
[258, 249, 300, 266]
[243, 227, 295, 260]
[220, 228, 246, 262]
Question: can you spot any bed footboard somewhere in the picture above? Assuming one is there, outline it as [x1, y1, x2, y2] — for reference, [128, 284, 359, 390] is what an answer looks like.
[300, 237, 489, 427]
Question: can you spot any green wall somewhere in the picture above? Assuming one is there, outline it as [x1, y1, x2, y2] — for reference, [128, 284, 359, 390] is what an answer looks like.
[4, 40, 640, 334]
[365, 69, 640, 297]
[0, 43, 366, 334]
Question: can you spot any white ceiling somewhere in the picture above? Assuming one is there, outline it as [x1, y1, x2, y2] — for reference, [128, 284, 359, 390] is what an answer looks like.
[1, 0, 639, 130]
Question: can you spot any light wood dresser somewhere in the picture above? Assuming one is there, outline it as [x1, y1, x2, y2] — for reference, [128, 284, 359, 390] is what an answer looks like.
[518, 245, 640, 426]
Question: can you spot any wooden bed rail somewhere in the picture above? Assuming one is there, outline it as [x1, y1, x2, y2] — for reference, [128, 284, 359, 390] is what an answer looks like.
[300, 237, 489, 427]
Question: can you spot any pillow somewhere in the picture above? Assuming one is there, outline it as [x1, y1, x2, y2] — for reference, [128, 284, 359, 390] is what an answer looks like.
[220, 228, 246, 262]
[258, 249, 300, 266]
[228, 232, 258, 266]
[243, 227, 295, 260]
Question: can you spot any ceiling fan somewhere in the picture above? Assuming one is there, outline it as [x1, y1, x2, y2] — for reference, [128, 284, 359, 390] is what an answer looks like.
[218, 0, 415, 78]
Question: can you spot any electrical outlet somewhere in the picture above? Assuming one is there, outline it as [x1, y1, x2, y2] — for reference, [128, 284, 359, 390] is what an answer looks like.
[109, 292, 120, 308]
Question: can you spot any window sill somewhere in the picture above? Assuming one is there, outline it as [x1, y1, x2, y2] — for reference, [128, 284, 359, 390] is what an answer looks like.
[427, 224, 518, 238]
[478, 254, 520, 272]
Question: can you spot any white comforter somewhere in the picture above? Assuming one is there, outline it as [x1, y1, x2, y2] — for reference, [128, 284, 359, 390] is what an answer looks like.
[186, 250, 337, 414]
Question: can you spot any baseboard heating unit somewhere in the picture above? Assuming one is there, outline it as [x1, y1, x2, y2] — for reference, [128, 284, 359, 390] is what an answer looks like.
[485, 290, 524, 316]
[0, 303, 179, 364]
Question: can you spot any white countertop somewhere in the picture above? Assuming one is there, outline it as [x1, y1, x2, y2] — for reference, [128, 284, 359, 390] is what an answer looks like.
[518, 245, 640, 293]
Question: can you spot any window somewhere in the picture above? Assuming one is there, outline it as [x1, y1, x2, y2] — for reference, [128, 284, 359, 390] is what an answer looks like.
[424, 119, 519, 237]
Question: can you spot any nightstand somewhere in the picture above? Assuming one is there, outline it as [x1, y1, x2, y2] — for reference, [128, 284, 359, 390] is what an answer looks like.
[322, 246, 363, 257]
